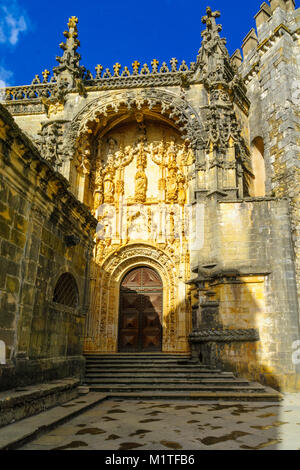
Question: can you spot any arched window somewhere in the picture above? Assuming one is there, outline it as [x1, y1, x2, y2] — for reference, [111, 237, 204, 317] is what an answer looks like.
[251, 137, 265, 197]
[53, 273, 79, 308]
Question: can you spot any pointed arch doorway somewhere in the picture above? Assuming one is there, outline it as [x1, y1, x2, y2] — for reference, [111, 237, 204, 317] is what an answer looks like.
[118, 266, 163, 352]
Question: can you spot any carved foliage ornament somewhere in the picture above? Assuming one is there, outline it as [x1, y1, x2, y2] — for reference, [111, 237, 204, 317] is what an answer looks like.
[37, 121, 66, 168]
[67, 89, 205, 155]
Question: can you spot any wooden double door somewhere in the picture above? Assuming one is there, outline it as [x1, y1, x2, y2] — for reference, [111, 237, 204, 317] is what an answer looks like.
[118, 267, 163, 352]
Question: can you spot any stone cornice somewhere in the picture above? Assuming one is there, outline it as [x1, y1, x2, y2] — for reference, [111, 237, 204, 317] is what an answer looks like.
[187, 268, 271, 284]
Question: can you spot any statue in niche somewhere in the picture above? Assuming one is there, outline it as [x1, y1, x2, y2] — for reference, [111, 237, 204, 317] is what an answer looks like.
[103, 165, 115, 203]
[177, 172, 186, 205]
[134, 166, 148, 203]
[167, 137, 177, 170]
[166, 167, 178, 203]
[115, 143, 134, 169]
[93, 167, 103, 213]
[106, 137, 116, 162]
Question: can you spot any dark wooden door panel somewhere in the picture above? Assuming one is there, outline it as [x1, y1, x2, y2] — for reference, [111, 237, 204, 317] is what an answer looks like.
[142, 330, 161, 350]
[119, 267, 163, 352]
[119, 332, 139, 351]
[142, 268, 162, 287]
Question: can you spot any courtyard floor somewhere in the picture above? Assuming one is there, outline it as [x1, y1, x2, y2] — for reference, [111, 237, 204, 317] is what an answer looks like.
[17, 393, 300, 451]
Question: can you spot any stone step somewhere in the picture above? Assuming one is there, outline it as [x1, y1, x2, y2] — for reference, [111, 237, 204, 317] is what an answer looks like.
[85, 354, 192, 359]
[83, 354, 282, 402]
[103, 391, 283, 402]
[85, 368, 218, 375]
[84, 354, 191, 358]
[85, 369, 233, 377]
[85, 359, 199, 365]
[85, 359, 193, 364]
[85, 378, 251, 386]
[85, 374, 239, 384]
[85, 363, 225, 370]
[84, 372, 243, 380]
[87, 383, 267, 393]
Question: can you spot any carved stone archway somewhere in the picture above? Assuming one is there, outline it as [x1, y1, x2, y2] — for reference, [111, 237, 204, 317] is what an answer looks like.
[64, 88, 205, 159]
[84, 243, 191, 353]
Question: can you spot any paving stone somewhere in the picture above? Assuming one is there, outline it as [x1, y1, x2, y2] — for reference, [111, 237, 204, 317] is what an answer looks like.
[13, 394, 300, 450]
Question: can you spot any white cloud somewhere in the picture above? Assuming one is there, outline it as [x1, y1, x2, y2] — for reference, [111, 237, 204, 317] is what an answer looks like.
[0, 1, 28, 46]
[0, 66, 13, 100]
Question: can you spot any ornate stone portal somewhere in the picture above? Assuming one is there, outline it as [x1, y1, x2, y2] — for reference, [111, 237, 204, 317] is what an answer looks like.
[83, 117, 195, 353]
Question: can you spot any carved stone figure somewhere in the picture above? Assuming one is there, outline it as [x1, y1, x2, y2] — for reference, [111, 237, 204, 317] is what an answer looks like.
[94, 168, 103, 212]
[166, 168, 178, 203]
[103, 167, 115, 203]
[166, 138, 177, 170]
[177, 172, 186, 205]
[134, 166, 148, 203]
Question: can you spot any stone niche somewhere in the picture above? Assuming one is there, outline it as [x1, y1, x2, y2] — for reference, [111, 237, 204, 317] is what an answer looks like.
[0, 104, 97, 391]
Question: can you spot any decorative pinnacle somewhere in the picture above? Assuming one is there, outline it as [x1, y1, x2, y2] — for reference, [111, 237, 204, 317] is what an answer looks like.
[202, 6, 222, 34]
[55, 16, 81, 71]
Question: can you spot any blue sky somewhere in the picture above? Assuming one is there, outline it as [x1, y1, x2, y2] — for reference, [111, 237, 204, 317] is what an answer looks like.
[0, 0, 299, 87]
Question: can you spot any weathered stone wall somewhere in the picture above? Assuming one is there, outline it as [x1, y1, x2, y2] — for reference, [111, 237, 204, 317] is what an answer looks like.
[191, 198, 300, 391]
[0, 104, 96, 391]
[240, 2, 300, 312]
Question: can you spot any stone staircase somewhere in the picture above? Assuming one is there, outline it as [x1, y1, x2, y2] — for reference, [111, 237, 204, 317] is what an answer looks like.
[83, 354, 282, 401]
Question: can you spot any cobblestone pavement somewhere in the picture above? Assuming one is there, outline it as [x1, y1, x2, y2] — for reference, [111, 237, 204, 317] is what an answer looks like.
[19, 394, 300, 450]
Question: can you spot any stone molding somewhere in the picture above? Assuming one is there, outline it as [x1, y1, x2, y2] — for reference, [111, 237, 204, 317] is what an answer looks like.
[189, 328, 260, 343]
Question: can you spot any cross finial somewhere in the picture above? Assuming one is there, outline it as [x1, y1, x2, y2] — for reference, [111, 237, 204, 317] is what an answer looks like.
[42, 69, 50, 83]
[113, 63, 121, 76]
[170, 58, 178, 72]
[95, 64, 103, 78]
[132, 60, 140, 74]
[202, 6, 222, 34]
[68, 16, 78, 30]
[151, 59, 159, 73]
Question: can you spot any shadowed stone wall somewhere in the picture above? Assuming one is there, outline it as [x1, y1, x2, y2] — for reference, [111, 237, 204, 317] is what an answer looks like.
[0, 104, 97, 391]
[191, 197, 300, 391]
